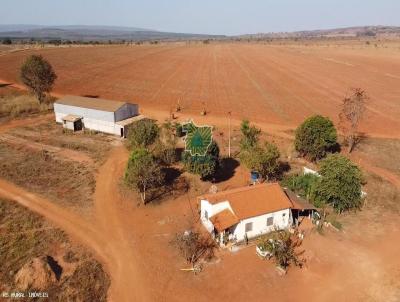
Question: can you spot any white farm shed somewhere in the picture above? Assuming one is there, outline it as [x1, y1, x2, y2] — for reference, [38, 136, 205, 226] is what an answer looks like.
[54, 95, 141, 137]
[198, 183, 294, 245]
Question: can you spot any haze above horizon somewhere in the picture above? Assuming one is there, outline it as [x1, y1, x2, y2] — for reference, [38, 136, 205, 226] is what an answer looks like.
[0, 0, 399, 35]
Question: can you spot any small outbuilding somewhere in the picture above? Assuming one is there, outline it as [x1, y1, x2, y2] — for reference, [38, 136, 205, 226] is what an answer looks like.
[54, 95, 142, 137]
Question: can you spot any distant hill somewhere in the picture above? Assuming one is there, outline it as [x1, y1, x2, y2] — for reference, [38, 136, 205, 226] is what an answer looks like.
[237, 26, 400, 39]
[0, 24, 225, 41]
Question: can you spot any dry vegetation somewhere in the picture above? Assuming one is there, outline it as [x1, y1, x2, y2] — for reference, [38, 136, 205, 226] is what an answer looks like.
[9, 122, 113, 164]
[0, 198, 110, 301]
[0, 143, 95, 210]
[0, 88, 53, 120]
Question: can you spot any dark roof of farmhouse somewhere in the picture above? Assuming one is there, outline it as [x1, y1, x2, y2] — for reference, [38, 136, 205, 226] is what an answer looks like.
[55, 95, 127, 112]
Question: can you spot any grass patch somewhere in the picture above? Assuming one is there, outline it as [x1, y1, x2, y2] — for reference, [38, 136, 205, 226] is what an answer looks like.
[0, 198, 110, 301]
[10, 122, 112, 164]
[0, 143, 95, 209]
[0, 93, 53, 119]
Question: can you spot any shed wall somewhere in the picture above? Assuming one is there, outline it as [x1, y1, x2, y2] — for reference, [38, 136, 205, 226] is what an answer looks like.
[115, 103, 139, 122]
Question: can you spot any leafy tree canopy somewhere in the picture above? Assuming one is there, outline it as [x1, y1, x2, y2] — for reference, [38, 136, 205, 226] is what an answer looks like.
[124, 148, 163, 203]
[126, 119, 159, 149]
[314, 154, 363, 212]
[182, 140, 220, 180]
[294, 115, 337, 161]
[240, 141, 281, 180]
[20, 55, 57, 103]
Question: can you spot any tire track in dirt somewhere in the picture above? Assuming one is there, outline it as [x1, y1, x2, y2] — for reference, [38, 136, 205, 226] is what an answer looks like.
[228, 46, 287, 123]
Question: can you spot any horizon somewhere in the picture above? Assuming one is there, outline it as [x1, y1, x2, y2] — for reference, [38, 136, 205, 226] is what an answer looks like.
[0, 0, 399, 35]
[0, 23, 399, 36]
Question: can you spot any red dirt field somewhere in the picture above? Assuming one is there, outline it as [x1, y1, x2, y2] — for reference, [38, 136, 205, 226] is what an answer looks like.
[1, 43, 400, 137]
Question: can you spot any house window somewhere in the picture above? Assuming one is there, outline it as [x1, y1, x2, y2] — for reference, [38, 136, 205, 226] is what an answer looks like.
[267, 216, 274, 226]
[282, 213, 286, 217]
[245, 222, 253, 232]
[204, 210, 208, 220]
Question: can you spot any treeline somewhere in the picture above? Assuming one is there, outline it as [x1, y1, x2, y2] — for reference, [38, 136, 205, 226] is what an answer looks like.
[1, 38, 157, 46]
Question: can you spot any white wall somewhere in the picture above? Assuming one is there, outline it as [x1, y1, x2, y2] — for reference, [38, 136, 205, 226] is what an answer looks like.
[200, 199, 232, 233]
[232, 208, 291, 242]
[200, 199, 292, 242]
[54, 104, 124, 136]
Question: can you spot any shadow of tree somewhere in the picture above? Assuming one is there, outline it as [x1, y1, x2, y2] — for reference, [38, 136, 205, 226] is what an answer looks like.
[213, 157, 240, 183]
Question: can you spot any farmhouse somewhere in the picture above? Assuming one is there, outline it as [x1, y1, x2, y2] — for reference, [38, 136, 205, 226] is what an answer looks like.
[198, 183, 295, 245]
[54, 95, 142, 137]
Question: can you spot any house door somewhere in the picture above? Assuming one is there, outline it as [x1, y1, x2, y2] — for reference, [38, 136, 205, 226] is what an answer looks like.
[120, 127, 124, 138]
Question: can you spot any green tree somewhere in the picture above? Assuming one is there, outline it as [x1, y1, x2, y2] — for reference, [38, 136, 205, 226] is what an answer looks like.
[124, 148, 164, 203]
[240, 119, 261, 150]
[182, 140, 220, 180]
[20, 55, 57, 103]
[240, 142, 281, 180]
[281, 173, 319, 202]
[126, 119, 159, 149]
[294, 115, 337, 161]
[314, 154, 363, 212]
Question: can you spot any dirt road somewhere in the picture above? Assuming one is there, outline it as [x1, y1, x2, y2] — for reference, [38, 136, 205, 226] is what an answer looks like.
[0, 144, 150, 302]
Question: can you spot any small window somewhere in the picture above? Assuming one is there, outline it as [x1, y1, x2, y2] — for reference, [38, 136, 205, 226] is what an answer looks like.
[204, 210, 208, 220]
[267, 216, 274, 226]
[282, 213, 286, 217]
[245, 222, 253, 232]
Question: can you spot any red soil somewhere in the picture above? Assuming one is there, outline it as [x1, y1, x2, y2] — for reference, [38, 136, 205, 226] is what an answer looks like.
[0, 43, 399, 137]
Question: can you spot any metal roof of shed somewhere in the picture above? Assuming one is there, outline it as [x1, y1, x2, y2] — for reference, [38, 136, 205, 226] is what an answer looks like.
[55, 95, 126, 112]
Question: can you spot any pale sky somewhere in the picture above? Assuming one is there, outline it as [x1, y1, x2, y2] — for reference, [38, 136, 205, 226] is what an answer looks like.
[0, 0, 399, 35]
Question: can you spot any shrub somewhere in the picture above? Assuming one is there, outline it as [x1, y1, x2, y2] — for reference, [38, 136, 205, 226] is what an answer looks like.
[126, 119, 159, 149]
[281, 173, 319, 202]
[294, 115, 337, 161]
[20, 55, 57, 103]
[172, 230, 216, 265]
[239, 119, 261, 150]
[240, 141, 281, 180]
[314, 154, 363, 212]
[182, 140, 220, 180]
[258, 230, 305, 270]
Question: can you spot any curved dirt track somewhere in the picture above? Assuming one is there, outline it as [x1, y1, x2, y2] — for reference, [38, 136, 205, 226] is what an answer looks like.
[0, 145, 150, 302]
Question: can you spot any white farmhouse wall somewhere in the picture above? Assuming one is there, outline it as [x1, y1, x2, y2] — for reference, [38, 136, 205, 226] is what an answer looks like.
[200, 200, 232, 233]
[115, 104, 139, 122]
[232, 209, 291, 242]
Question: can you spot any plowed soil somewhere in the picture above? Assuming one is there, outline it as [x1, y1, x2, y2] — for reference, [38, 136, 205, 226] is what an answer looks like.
[0, 43, 399, 137]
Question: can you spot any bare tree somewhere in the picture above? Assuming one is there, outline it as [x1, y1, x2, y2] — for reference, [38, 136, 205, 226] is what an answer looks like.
[171, 230, 216, 270]
[339, 88, 368, 153]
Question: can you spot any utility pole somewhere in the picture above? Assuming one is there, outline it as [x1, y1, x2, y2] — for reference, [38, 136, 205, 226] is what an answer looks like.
[228, 111, 232, 158]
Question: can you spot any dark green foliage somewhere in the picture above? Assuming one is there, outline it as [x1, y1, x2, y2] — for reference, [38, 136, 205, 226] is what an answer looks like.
[240, 119, 261, 150]
[124, 148, 164, 203]
[20, 55, 57, 103]
[240, 142, 281, 180]
[126, 119, 159, 149]
[182, 140, 220, 180]
[281, 173, 320, 203]
[294, 115, 337, 161]
[314, 154, 363, 212]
